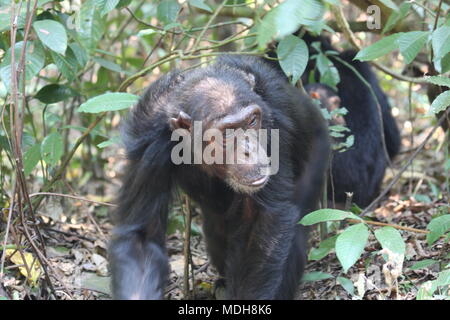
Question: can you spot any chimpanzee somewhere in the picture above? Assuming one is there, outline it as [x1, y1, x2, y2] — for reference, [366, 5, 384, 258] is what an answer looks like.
[109, 55, 331, 299]
[272, 34, 401, 208]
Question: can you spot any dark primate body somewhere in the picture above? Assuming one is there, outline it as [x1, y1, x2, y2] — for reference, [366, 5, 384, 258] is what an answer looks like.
[271, 34, 401, 207]
[109, 55, 330, 299]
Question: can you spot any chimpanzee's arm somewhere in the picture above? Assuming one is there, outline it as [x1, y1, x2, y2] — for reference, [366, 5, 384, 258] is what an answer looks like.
[109, 74, 180, 299]
[109, 134, 174, 299]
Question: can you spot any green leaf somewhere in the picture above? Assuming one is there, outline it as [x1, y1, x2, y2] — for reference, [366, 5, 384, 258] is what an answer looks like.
[157, 0, 180, 25]
[308, 235, 338, 261]
[116, 0, 131, 9]
[432, 26, 450, 60]
[33, 20, 68, 55]
[382, 3, 411, 34]
[41, 132, 63, 166]
[409, 259, 438, 270]
[95, 0, 120, 16]
[425, 76, 450, 88]
[426, 214, 450, 245]
[78, 92, 139, 113]
[335, 223, 369, 273]
[379, 0, 398, 11]
[302, 271, 333, 282]
[23, 143, 41, 176]
[374, 226, 405, 256]
[97, 136, 121, 148]
[435, 269, 450, 287]
[299, 209, 362, 226]
[316, 54, 340, 88]
[188, 0, 212, 12]
[437, 52, 450, 73]
[70, 43, 89, 68]
[0, 0, 52, 32]
[429, 91, 450, 115]
[50, 49, 78, 81]
[0, 41, 45, 91]
[35, 84, 78, 104]
[77, 0, 105, 52]
[257, 0, 324, 47]
[337, 276, 355, 296]
[93, 57, 124, 74]
[277, 35, 308, 85]
[397, 31, 429, 64]
[354, 33, 400, 61]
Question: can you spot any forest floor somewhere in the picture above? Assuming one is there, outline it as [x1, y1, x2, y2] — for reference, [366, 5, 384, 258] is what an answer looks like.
[3, 187, 447, 300]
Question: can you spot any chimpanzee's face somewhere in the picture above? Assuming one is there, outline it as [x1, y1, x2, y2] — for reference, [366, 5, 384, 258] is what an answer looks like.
[169, 104, 270, 194]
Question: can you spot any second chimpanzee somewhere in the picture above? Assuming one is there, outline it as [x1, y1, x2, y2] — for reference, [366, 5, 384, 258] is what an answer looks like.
[277, 34, 401, 208]
[109, 55, 330, 299]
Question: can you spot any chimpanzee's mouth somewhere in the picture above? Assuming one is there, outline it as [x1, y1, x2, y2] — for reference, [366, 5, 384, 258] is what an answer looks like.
[249, 176, 268, 187]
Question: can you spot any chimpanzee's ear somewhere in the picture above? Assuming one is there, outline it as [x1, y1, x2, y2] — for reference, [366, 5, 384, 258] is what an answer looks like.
[169, 111, 192, 131]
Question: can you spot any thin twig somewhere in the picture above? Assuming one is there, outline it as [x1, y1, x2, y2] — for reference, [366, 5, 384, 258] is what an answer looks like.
[29, 192, 115, 207]
[182, 194, 193, 300]
[191, 0, 228, 53]
[348, 219, 429, 234]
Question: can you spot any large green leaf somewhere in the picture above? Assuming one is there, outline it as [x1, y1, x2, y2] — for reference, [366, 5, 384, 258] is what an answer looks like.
[374, 226, 405, 255]
[0, 41, 45, 91]
[397, 31, 429, 64]
[354, 33, 401, 61]
[382, 2, 411, 34]
[257, 0, 324, 47]
[429, 91, 450, 115]
[426, 76, 450, 88]
[50, 48, 78, 81]
[41, 132, 63, 166]
[435, 270, 450, 287]
[188, 0, 212, 12]
[93, 57, 124, 74]
[76, 0, 105, 52]
[0, 0, 53, 32]
[23, 143, 41, 176]
[277, 35, 308, 85]
[95, 0, 120, 16]
[33, 20, 68, 55]
[432, 26, 450, 60]
[426, 214, 450, 245]
[35, 84, 78, 104]
[335, 223, 369, 273]
[379, 0, 398, 11]
[157, 0, 180, 25]
[70, 43, 89, 68]
[299, 209, 361, 226]
[78, 92, 139, 113]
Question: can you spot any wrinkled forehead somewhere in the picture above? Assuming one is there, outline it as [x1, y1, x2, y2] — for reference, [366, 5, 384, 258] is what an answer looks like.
[194, 77, 236, 106]
[182, 76, 240, 122]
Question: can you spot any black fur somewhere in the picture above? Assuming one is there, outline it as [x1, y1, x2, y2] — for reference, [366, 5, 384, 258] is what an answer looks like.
[109, 55, 330, 299]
